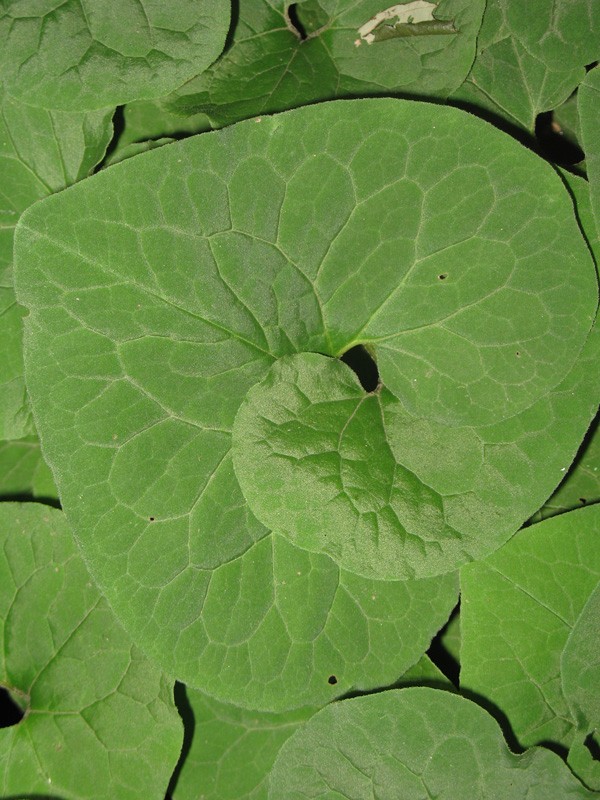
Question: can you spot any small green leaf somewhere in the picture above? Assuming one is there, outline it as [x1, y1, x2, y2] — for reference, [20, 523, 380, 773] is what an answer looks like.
[269, 687, 596, 798]
[233, 353, 468, 579]
[0, 503, 182, 799]
[461, 505, 600, 752]
[0, 0, 231, 111]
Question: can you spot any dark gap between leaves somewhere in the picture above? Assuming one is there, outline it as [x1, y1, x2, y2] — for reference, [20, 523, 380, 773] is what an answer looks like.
[0, 686, 24, 729]
[286, 4, 307, 39]
[340, 345, 379, 393]
[535, 110, 584, 167]
[585, 731, 600, 761]
[165, 683, 195, 799]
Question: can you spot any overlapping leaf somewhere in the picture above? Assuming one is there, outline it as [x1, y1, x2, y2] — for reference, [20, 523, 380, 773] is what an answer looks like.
[0, 0, 230, 111]
[450, 0, 600, 131]
[0, 87, 113, 439]
[269, 687, 595, 798]
[172, 690, 314, 800]
[461, 505, 600, 759]
[172, 655, 450, 800]
[167, 0, 485, 126]
[13, 100, 597, 697]
[0, 503, 182, 799]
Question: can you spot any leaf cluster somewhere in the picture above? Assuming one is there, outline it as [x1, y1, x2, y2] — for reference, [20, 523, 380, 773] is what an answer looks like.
[0, 1, 599, 798]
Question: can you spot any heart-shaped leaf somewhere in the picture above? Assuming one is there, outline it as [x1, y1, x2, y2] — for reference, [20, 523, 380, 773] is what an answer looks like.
[13, 99, 597, 689]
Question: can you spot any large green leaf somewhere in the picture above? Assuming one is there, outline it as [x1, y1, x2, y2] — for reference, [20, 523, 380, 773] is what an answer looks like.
[0, 503, 182, 799]
[561, 580, 600, 790]
[268, 687, 596, 798]
[579, 65, 600, 241]
[13, 100, 597, 691]
[167, 0, 485, 126]
[0, 87, 113, 439]
[0, 0, 230, 111]
[461, 504, 600, 755]
[450, 0, 600, 132]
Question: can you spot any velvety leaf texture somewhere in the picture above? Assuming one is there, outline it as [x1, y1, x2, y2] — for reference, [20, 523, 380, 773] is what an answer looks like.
[0, 503, 182, 799]
[0, 0, 231, 111]
[13, 99, 597, 700]
[268, 687, 596, 798]
[461, 504, 600, 756]
[450, 0, 600, 131]
[167, 0, 485, 126]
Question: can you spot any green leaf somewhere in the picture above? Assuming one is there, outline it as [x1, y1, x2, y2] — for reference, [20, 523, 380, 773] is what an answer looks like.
[0, 436, 58, 502]
[268, 687, 596, 798]
[450, 0, 600, 131]
[0, 503, 182, 799]
[561, 580, 600, 790]
[172, 655, 451, 800]
[461, 504, 600, 754]
[13, 100, 597, 684]
[0, 0, 231, 111]
[167, 0, 485, 126]
[0, 87, 113, 439]
[233, 353, 469, 579]
[172, 689, 315, 800]
[579, 65, 600, 241]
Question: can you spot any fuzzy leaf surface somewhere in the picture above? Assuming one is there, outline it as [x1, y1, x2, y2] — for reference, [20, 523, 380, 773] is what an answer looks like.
[13, 100, 597, 695]
[268, 687, 596, 798]
[0, 0, 230, 111]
